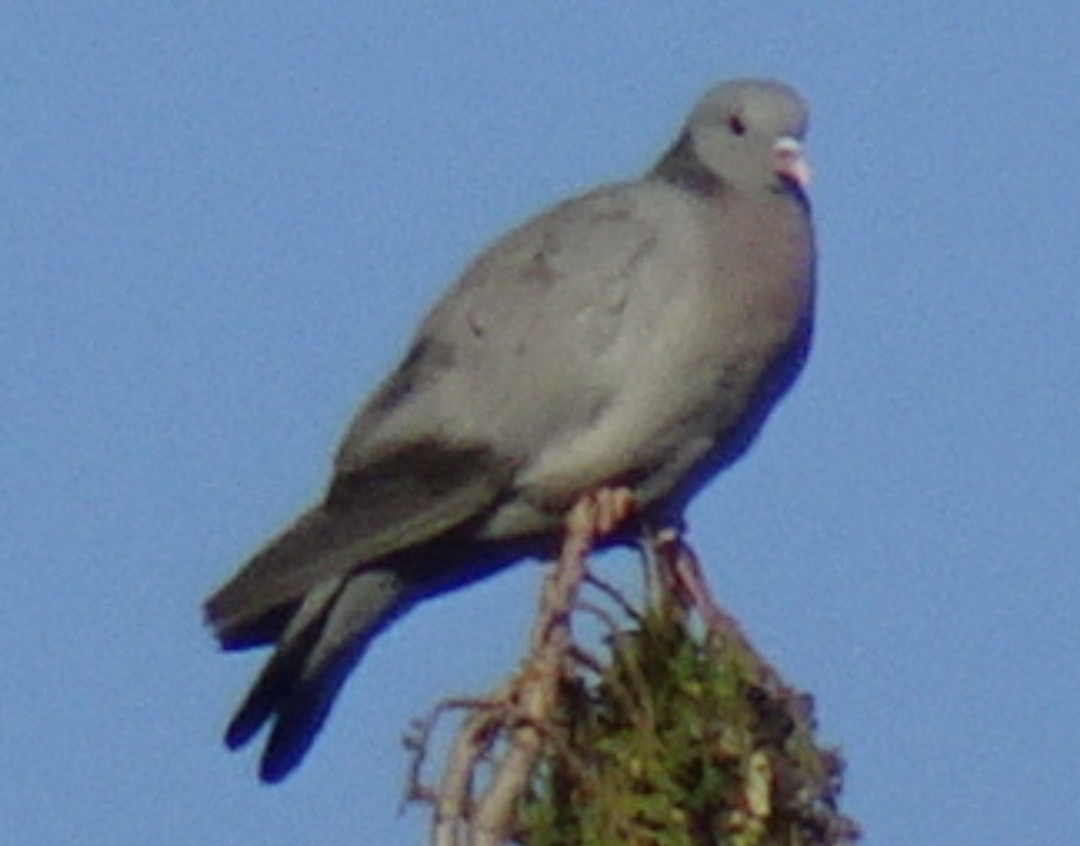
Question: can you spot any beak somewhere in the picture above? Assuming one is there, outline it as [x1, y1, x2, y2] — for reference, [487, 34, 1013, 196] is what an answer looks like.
[773, 137, 811, 190]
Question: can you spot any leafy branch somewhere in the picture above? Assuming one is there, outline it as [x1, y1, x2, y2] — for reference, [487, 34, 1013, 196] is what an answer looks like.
[405, 493, 860, 846]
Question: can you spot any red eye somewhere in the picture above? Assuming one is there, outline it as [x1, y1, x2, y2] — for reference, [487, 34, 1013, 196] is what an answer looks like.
[728, 114, 747, 136]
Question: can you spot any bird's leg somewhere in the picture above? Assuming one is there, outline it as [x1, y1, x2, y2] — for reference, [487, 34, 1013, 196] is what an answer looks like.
[650, 526, 737, 631]
[571, 486, 638, 542]
[649, 525, 785, 690]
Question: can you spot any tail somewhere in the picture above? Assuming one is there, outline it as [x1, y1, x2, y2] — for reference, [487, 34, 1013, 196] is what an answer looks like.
[206, 526, 535, 782]
[205, 441, 532, 779]
[217, 566, 411, 783]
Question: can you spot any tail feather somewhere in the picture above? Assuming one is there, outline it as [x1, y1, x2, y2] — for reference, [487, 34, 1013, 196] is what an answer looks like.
[208, 518, 538, 781]
[205, 507, 355, 648]
[216, 602, 296, 652]
[258, 571, 405, 781]
[222, 568, 411, 783]
[224, 579, 343, 750]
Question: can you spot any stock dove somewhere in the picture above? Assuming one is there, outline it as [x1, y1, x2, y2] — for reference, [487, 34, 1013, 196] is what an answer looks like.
[206, 78, 815, 782]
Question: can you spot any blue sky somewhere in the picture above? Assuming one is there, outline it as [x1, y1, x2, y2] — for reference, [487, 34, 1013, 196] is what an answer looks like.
[4, 4, 1079, 844]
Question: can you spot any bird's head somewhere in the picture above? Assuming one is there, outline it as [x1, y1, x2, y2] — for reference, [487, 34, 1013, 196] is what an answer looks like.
[668, 78, 811, 195]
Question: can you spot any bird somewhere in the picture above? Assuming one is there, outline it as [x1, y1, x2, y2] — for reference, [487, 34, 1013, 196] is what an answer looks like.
[205, 77, 816, 783]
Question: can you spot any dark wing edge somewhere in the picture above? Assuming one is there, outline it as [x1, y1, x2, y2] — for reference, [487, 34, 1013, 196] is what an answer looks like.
[204, 440, 515, 649]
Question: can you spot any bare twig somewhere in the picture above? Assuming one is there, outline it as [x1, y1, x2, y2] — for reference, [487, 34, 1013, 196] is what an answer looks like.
[573, 599, 628, 643]
[404, 696, 500, 811]
[565, 643, 606, 676]
[431, 695, 509, 846]
[583, 570, 644, 623]
[468, 494, 601, 846]
[421, 489, 633, 846]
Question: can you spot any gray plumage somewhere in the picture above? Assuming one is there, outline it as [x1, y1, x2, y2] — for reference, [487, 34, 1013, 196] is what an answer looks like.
[206, 78, 816, 782]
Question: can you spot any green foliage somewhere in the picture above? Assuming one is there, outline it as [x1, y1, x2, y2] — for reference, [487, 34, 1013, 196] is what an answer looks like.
[515, 596, 858, 846]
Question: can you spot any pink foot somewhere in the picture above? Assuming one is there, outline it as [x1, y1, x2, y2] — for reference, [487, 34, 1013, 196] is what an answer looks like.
[567, 486, 637, 541]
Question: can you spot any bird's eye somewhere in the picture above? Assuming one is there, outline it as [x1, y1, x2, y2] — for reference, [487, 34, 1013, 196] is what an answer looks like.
[727, 114, 747, 136]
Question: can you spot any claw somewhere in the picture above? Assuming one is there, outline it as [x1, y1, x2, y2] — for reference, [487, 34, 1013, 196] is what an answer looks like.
[566, 486, 638, 542]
